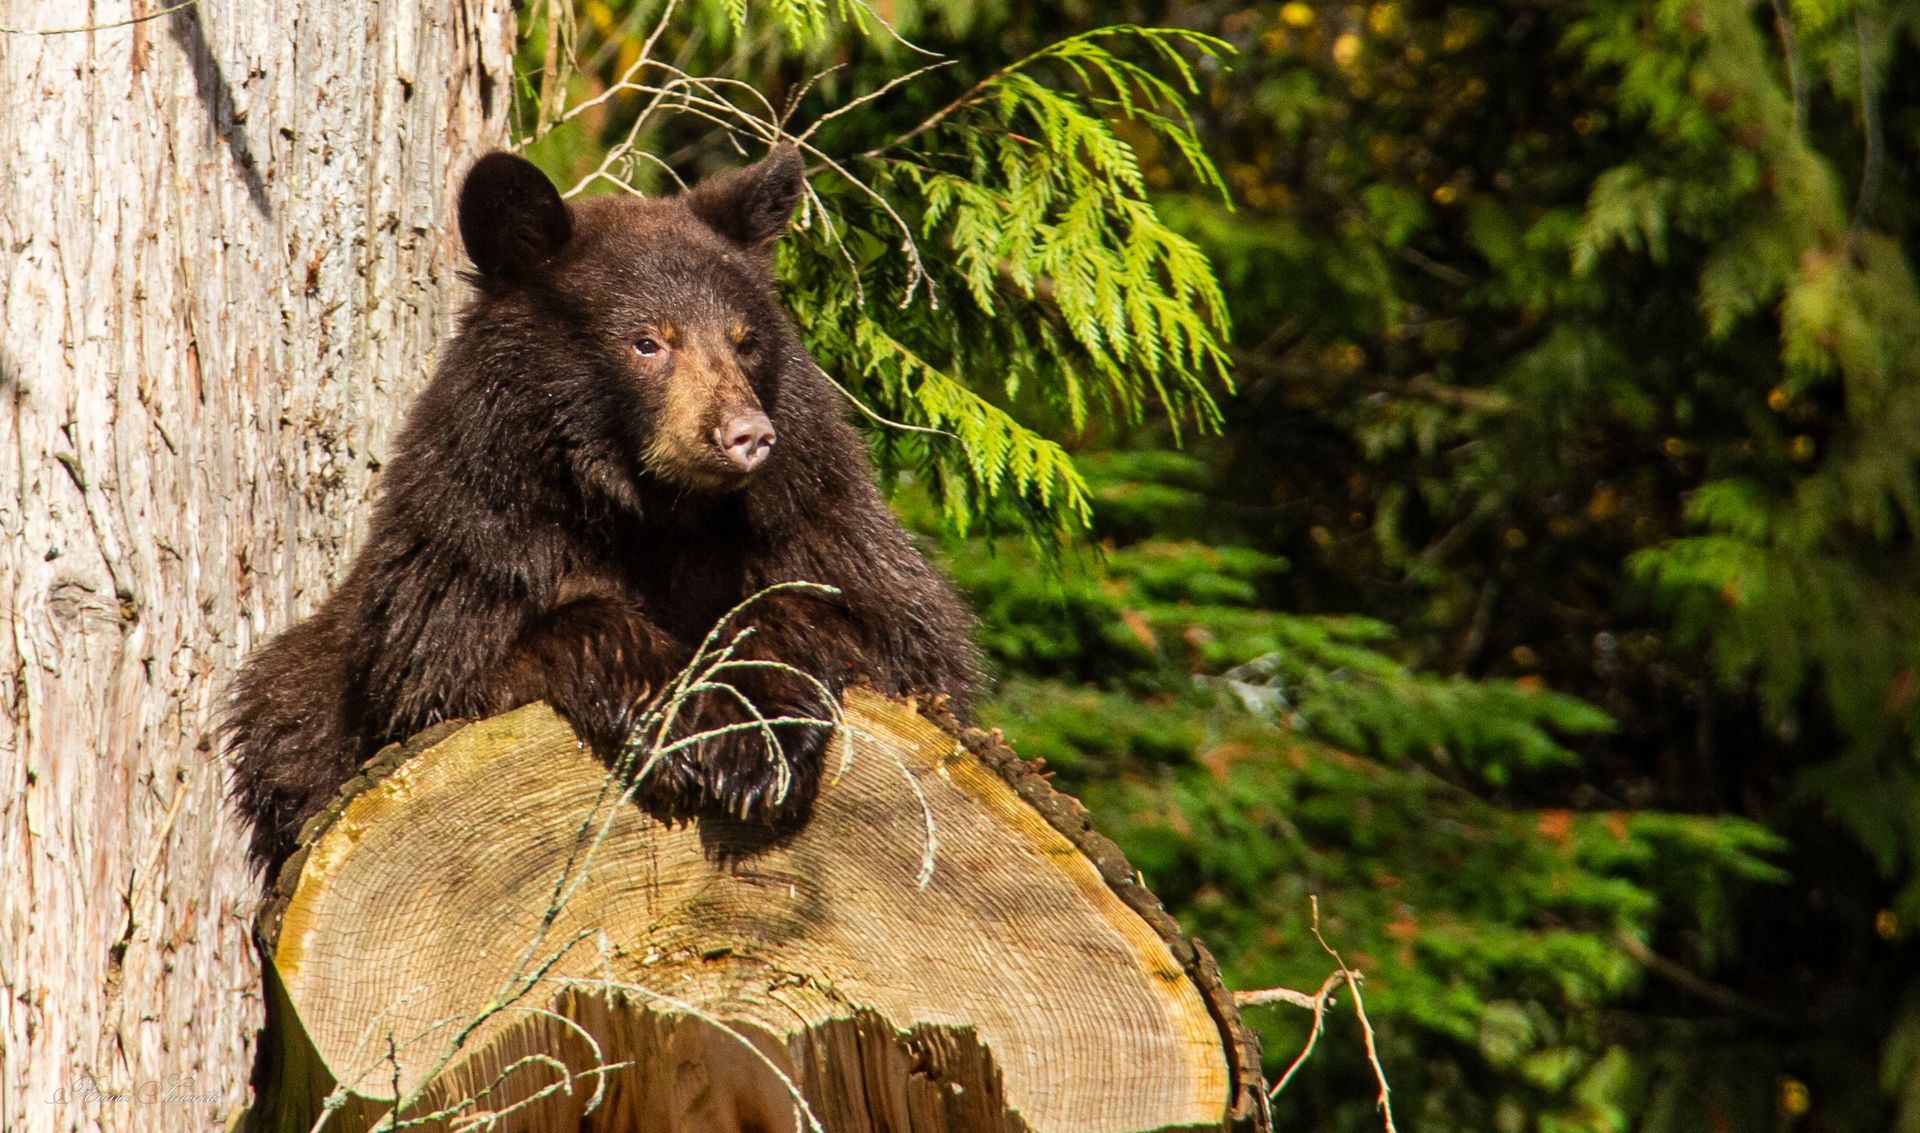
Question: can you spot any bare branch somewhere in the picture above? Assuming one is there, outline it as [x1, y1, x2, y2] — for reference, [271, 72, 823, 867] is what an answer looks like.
[1308, 896, 1397, 1133]
[1768, 0, 1807, 134]
[1242, 897, 1397, 1133]
[0, 0, 197, 36]
[1258, 969, 1349, 1100]
[1235, 982, 1330, 1011]
[796, 60, 955, 143]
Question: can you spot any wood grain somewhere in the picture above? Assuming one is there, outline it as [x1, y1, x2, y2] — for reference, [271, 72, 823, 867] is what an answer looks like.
[252, 691, 1266, 1132]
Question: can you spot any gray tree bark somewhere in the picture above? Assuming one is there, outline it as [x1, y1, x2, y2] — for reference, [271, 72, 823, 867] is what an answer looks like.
[0, 3, 516, 1129]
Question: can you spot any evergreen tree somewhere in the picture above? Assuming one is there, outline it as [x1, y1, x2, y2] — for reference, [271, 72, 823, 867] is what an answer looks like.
[517, 2, 1920, 1128]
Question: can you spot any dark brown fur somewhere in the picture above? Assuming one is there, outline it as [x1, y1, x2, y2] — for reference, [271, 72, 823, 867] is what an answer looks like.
[227, 148, 978, 871]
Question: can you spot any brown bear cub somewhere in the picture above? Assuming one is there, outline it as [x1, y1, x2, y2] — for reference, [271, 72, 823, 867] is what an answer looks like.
[227, 147, 978, 872]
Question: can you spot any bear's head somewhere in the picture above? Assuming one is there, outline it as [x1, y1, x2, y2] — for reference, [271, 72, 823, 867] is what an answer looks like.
[455, 147, 808, 496]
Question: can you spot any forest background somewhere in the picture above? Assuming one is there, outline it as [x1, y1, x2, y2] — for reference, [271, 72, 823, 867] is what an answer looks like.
[515, 1, 1920, 1129]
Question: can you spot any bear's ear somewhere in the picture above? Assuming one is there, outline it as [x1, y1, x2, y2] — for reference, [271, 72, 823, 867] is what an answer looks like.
[682, 145, 805, 249]
[458, 152, 573, 281]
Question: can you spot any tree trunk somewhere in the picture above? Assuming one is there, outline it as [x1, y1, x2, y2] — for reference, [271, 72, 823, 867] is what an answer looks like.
[0, 4, 515, 1130]
[244, 691, 1269, 1133]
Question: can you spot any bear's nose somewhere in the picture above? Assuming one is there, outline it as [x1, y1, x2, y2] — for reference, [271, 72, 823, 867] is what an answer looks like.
[716, 412, 776, 472]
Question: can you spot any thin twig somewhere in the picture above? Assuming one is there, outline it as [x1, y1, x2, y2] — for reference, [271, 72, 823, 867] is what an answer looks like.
[844, 0, 942, 57]
[556, 0, 682, 124]
[1850, 9, 1882, 234]
[813, 364, 958, 440]
[796, 60, 955, 143]
[854, 26, 1153, 162]
[1612, 931, 1797, 1025]
[1307, 896, 1397, 1133]
[639, 62, 784, 139]
[1768, 0, 1806, 135]
[779, 63, 849, 130]
[1235, 981, 1330, 1011]
[1257, 969, 1349, 1098]
[835, 723, 943, 888]
[536, 0, 564, 138]
[1241, 898, 1397, 1133]
[0, 0, 196, 35]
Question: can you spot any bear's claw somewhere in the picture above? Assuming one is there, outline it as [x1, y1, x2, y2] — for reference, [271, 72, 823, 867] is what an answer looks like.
[624, 683, 834, 823]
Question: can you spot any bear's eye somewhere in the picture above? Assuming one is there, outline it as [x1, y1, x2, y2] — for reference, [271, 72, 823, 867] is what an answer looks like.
[736, 331, 761, 355]
[633, 337, 664, 358]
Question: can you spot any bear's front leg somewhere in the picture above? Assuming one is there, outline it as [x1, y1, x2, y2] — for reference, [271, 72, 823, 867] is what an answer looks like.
[636, 593, 851, 823]
[496, 592, 689, 766]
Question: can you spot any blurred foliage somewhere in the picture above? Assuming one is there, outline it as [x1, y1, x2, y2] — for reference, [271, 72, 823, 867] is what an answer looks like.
[516, 2, 1920, 1130]
[951, 454, 1782, 1132]
[1153, 1, 1920, 1128]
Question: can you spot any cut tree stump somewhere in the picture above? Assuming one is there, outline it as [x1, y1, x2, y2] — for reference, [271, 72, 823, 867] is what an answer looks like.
[242, 689, 1268, 1133]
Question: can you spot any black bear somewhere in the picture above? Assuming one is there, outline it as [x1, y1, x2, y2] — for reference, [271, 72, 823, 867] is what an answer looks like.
[227, 146, 979, 872]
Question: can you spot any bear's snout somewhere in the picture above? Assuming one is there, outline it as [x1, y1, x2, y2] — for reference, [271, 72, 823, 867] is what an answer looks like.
[715, 412, 776, 472]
